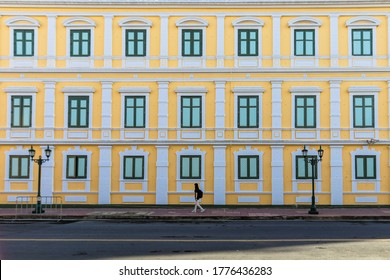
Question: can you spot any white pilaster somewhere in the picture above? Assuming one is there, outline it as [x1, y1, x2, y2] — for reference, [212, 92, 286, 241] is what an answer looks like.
[330, 14, 339, 67]
[215, 81, 226, 139]
[272, 15, 281, 67]
[156, 146, 169, 204]
[330, 146, 343, 205]
[41, 146, 55, 198]
[388, 15, 390, 66]
[47, 15, 57, 68]
[98, 146, 112, 204]
[271, 146, 284, 205]
[214, 146, 226, 205]
[217, 15, 225, 68]
[101, 82, 113, 140]
[104, 15, 113, 68]
[158, 81, 169, 140]
[160, 15, 169, 68]
[271, 81, 283, 139]
[44, 82, 56, 140]
[388, 81, 390, 139]
[330, 80, 341, 139]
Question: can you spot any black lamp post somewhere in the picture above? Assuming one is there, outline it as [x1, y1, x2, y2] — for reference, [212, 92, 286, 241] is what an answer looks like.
[29, 145, 52, 214]
[302, 145, 324, 215]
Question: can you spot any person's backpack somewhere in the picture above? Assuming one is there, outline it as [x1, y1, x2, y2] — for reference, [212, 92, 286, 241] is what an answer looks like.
[198, 189, 203, 199]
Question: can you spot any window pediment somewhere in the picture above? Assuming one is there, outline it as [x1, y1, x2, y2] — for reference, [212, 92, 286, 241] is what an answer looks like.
[176, 17, 208, 27]
[346, 16, 380, 27]
[232, 17, 264, 27]
[288, 17, 322, 27]
[63, 17, 96, 27]
[6, 16, 40, 27]
[119, 17, 152, 27]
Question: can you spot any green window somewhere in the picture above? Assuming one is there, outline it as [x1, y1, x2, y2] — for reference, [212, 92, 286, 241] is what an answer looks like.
[70, 30, 91, 57]
[296, 156, 317, 179]
[238, 29, 258, 56]
[181, 96, 202, 128]
[295, 96, 316, 128]
[11, 96, 32, 128]
[14, 30, 34, 56]
[238, 96, 259, 128]
[125, 96, 145, 128]
[182, 29, 202, 56]
[66, 155, 87, 179]
[9, 156, 30, 179]
[126, 30, 146, 57]
[180, 155, 201, 179]
[355, 155, 376, 179]
[123, 156, 144, 179]
[294, 29, 315, 56]
[68, 96, 89, 128]
[352, 29, 372, 56]
[238, 156, 259, 179]
[353, 96, 374, 128]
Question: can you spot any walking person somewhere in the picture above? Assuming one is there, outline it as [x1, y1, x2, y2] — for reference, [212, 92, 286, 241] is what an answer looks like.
[192, 183, 205, 213]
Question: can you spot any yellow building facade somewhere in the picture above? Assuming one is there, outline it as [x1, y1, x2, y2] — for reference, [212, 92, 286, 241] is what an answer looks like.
[1, 0, 390, 206]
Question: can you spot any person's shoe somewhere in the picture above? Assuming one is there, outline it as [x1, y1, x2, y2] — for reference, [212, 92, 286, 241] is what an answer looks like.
[201, 209, 205, 212]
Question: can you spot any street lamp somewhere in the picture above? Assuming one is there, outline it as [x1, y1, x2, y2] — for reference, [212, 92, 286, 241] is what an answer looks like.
[29, 145, 52, 214]
[302, 145, 324, 215]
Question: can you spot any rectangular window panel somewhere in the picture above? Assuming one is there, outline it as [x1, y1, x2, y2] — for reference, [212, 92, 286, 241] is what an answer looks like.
[238, 156, 259, 179]
[295, 96, 316, 128]
[70, 30, 91, 57]
[181, 96, 202, 128]
[352, 29, 372, 56]
[294, 29, 315, 56]
[180, 155, 201, 179]
[67, 156, 87, 179]
[126, 30, 146, 57]
[124, 156, 144, 179]
[9, 156, 30, 179]
[355, 155, 376, 179]
[11, 96, 32, 128]
[238, 96, 259, 128]
[124, 96, 145, 128]
[14, 30, 34, 57]
[296, 156, 317, 179]
[68, 96, 89, 128]
[238, 29, 258, 56]
[353, 96, 374, 128]
[182, 30, 202, 57]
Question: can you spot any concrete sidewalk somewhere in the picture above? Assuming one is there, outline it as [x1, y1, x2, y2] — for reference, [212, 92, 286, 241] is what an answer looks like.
[1, 206, 390, 221]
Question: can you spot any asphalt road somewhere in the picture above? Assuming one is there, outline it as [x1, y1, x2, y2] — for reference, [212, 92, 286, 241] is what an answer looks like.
[0, 220, 389, 260]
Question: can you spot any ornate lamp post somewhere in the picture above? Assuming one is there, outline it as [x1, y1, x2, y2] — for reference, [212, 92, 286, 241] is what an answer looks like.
[29, 145, 52, 214]
[302, 145, 324, 215]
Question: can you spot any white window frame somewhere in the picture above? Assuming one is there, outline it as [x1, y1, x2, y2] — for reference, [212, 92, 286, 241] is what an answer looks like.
[232, 17, 264, 68]
[62, 146, 92, 192]
[119, 146, 149, 193]
[4, 146, 34, 193]
[6, 16, 40, 68]
[233, 86, 264, 140]
[350, 147, 381, 193]
[292, 147, 322, 193]
[5, 86, 37, 140]
[348, 86, 380, 140]
[176, 17, 208, 68]
[346, 16, 380, 67]
[118, 87, 151, 140]
[234, 146, 264, 193]
[176, 146, 206, 193]
[175, 86, 207, 140]
[288, 17, 322, 67]
[290, 86, 322, 139]
[63, 17, 96, 68]
[62, 86, 95, 140]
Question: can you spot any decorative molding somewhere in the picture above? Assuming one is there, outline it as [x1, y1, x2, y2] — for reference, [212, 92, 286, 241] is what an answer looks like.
[288, 16, 323, 27]
[63, 17, 96, 27]
[176, 17, 209, 27]
[5, 16, 40, 27]
[345, 16, 381, 26]
[119, 17, 153, 27]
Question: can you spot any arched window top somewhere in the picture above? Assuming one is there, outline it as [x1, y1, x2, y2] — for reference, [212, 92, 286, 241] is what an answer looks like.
[232, 17, 264, 27]
[119, 17, 153, 27]
[176, 17, 208, 27]
[288, 17, 322, 27]
[6, 16, 40, 27]
[63, 17, 96, 27]
[346, 16, 380, 27]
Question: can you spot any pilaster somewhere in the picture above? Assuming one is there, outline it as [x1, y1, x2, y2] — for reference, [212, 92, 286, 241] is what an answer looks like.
[330, 80, 341, 139]
[271, 146, 284, 205]
[101, 82, 113, 140]
[160, 15, 169, 68]
[104, 15, 113, 68]
[47, 15, 57, 68]
[156, 146, 169, 204]
[272, 15, 281, 67]
[98, 146, 112, 204]
[330, 146, 343, 205]
[41, 146, 55, 198]
[330, 14, 339, 67]
[158, 81, 169, 140]
[214, 146, 226, 205]
[217, 15, 225, 68]
[215, 81, 226, 139]
[271, 81, 283, 139]
[44, 82, 56, 140]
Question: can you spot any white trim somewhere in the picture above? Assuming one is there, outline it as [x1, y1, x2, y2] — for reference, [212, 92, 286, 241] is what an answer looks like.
[234, 146, 264, 193]
[176, 146, 206, 192]
[272, 15, 281, 67]
[350, 146, 381, 193]
[6, 16, 40, 68]
[232, 86, 264, 140]
[271, 145, 284, 205]
[271, 81, 282, 139]
[289, 17, 322, 67]
[290, 86, 322, 140]
[119, 146, 149, 193]
[214, 145, 226, 205]
[233, 18, 264, 68]
[119, 17, 152, 68]
[156, 146, 169, 204]
[63, 17, 96, 68]
[292, 147, 323, 193]
[330, 146, 343, 205]
[157, 82, 169, 140]
[176, 17, 208, 68]
[176, 87, 207, 140]
[5, 87, 38, 140]
[61, 146, 92, 193]
[119, 87, 151, 140]
[215, 81, 226, 139]
[98, 146, 112, 204]
[4, 146, 34, 193]
[346, 16, 380, 67]
[348, 86, 380, 140]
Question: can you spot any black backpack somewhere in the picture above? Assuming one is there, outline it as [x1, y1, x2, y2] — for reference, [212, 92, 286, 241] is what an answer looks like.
[197, 189, 203, 199]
